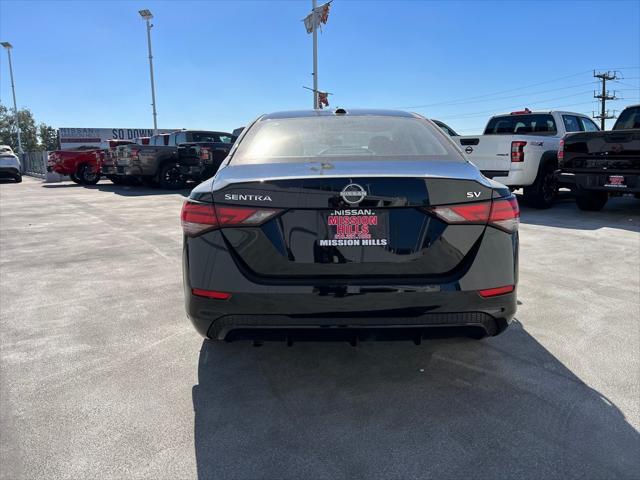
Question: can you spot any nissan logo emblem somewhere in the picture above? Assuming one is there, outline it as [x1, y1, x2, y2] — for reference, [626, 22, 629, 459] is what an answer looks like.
[340, 183, 367, 204]
[465, 146, 474, 154]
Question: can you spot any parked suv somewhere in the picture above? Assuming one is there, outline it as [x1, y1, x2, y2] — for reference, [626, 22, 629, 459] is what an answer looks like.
[456, 109, 600, 208]
[112, 130, 234, 189]
[0, 145, 21, 183]
[558, 104, 640, 210]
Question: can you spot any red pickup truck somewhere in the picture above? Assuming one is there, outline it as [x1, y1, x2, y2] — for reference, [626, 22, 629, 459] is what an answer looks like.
[48, 139, 141, 185]
[48, 146, 102, 184]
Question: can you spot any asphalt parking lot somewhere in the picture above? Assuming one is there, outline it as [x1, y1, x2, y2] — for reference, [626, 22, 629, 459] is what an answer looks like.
[1, 177, 639, 479]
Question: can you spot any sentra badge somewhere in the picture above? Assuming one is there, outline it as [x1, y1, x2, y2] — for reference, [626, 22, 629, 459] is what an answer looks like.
[224, 193, 272, 202]
[340, 183, 367, 204]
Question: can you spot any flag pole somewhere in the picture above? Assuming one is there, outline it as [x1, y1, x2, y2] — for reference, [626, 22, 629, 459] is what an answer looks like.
[312, 0, 318, 109]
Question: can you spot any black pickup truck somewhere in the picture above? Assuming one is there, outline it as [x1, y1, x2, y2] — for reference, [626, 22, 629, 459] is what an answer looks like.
[176, 131, 235, 181]
[113, 130, 234, 189]
[558, 104, 640, 210]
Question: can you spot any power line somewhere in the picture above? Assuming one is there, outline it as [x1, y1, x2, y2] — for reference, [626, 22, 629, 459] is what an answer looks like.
[393, 68, 640, 111]
[426, 91, 593, 119]
[394, 70, 593, 109]
[404, 81, 598, 109]
[436, 100, 597, 120]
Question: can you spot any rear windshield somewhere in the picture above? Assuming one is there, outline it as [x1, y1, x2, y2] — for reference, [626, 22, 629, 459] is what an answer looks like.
[231, 116, 462, 164]
[189, 132, 233, 143]
[613, 107, 640, 130]
[484, 114, 557, 135]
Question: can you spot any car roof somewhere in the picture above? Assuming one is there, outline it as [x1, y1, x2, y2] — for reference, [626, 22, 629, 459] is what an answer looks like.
[260, 109, 420, 120]
[491, 110, 590, 117]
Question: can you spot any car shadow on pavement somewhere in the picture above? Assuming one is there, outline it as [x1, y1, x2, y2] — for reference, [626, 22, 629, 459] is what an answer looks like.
[518, 194, 640, 233]
[192, 321, 639, 480]
[41, 181, 191, 197]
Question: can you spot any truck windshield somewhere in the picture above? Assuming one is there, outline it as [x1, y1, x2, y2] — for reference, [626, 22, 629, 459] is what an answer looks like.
[232, 116, 462, 164]
[189, 132, 233, 143]
[484, 114, 557, 135]
[613, 107, 640, 130]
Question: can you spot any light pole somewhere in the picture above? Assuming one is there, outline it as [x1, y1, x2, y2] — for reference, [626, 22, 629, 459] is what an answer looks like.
[138, 9, 158, 134]
[312, 0, 318, 109]
[1, 41, 23, 154]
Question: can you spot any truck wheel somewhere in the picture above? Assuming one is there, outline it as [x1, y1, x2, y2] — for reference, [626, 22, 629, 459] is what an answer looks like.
[523, 164, 557, 209]
[77, 164, 101, 185]
[69, 173, 82, 184]
[575, 189, 608, 211]
[159, 163, 186, 189]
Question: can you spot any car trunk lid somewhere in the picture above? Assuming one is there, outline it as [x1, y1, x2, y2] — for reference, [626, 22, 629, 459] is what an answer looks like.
[208, 160, 496, 279]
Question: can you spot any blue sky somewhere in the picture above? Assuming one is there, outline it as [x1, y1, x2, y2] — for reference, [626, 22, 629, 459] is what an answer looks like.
[1, 0, 639, 134]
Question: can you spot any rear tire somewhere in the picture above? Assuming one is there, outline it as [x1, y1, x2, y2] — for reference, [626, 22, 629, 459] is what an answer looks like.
[523, 164, 557, 209]
[14, 174, 22, 183]
[576, 189, 608, 211]
[69, 173, 82, 184]
[77, 164, 101, 185]
[158, 162, 186, 189]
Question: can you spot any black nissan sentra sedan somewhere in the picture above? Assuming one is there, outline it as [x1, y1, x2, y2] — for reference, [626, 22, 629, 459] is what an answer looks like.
[181, 109, 519, 343]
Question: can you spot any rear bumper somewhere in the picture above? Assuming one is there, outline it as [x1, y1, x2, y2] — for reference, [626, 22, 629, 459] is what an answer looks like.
[183, 227, 518, 340]
[186, 290, 516, 340]
[484, 168, 535, 187]
[559, 171, 640, 193]
[48, 165, 71, 175]
[0, 166, 20, 178]
[115, 165, 145, 176]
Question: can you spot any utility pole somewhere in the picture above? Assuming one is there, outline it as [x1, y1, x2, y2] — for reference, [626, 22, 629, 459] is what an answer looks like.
[593, 71, 618, 129]
[139, 9, 158, 134]
[1, 42, 23, 154]
[312, 0, 318, 109]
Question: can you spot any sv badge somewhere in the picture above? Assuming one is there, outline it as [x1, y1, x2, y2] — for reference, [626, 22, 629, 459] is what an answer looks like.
[466, 191, 482, 198]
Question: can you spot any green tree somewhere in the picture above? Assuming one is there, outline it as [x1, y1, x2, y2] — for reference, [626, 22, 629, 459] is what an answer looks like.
[0, 104, 14, 148]
[0, 103, 40, 152]
[38, 123, 59, 151]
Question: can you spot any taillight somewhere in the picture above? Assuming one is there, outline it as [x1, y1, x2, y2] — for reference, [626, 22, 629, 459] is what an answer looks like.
[558, 138, 564, 162]
[511, 141, 527, 162]
[428, 195, 519, 233]
[199, 147, 210, 161]
[489, 196, 519, 232]
[430, 202, 491, 224]
[181, 201, 280, 237]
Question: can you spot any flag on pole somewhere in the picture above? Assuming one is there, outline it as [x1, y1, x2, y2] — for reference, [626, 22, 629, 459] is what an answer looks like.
[303, 1, 332, 34]
[318, 91, 329, 109]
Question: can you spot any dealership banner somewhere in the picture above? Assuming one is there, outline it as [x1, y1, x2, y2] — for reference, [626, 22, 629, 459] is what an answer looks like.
[58, 127, 178, 150]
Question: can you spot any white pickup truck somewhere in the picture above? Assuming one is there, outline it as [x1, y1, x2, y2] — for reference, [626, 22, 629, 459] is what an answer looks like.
[455, 109, 600, 208]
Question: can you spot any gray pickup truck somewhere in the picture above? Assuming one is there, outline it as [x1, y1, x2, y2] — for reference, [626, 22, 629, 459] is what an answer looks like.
[113, 130, 234, 189]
